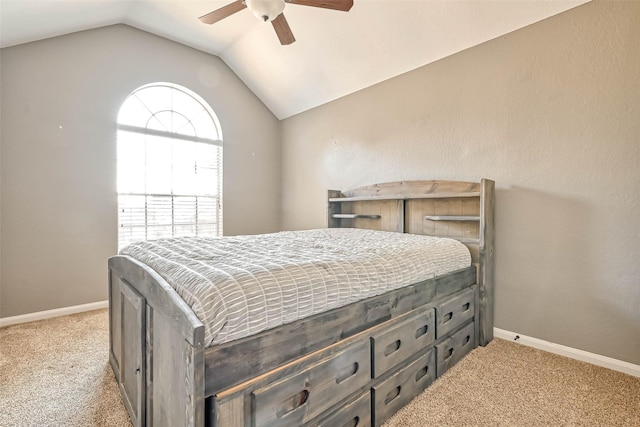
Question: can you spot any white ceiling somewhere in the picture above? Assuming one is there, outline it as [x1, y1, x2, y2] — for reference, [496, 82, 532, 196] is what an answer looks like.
[1, 0, 589, 119]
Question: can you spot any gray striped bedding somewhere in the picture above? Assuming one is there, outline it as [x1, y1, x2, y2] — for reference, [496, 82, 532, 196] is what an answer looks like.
[120, 228, 471, 347]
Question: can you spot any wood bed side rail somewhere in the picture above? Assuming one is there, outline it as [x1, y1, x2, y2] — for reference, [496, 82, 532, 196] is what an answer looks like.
[109, 255, 206, 427]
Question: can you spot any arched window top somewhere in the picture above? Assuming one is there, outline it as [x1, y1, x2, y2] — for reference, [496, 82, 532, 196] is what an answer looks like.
[118, 82, 222, 142]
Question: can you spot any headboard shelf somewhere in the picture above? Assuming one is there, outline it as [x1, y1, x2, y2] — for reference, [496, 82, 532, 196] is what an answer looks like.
[424, 215, 480, 222]
[331, 214, 382, 219]
[454, 237, 481, 245]
[328, 178, 495, 346]
[328, 192, 480, 203]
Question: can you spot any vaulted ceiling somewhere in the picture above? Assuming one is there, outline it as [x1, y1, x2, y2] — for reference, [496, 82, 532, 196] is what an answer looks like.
[0, 0, 589, 119]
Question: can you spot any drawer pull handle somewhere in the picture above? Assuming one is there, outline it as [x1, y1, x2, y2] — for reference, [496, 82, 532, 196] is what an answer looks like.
[384, 386, 401, 405]
[276, 390, 309, 418]
[415, 364, 429, 382]
[415, 324, 428, 338]
[384, 340, 401, 356]
[342, 416, 360, 427]
[464, 335, 471, 345]
[445, 348, 454, 360]
[462, 302, 470, 311]
[335, 362, 359, 384]
[443, 312, 453, 323]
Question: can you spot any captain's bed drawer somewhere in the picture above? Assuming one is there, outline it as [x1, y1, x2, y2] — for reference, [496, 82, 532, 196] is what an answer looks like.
[435, 287, 475, 338]
[370, 306, 435, 378]
[309, 391, 371, 427]
[371, 349, 436, 427]
[436, 321, 475, 377]
[252, 339, 371, 427]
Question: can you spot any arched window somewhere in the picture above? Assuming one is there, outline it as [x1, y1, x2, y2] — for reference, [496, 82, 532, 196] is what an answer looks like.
[117, 83, 223, 249]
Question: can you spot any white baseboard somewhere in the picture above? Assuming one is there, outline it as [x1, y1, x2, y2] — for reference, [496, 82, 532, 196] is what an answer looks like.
[0, 300, 109, 328]
[494, 327, 640, 378]
[2, 308, 638, 378]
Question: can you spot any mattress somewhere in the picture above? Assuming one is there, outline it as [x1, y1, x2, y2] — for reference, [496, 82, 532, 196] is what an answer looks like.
[120, 228, 471, 347]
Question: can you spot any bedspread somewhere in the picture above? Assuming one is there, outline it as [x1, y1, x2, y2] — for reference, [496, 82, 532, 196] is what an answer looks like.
[120, 228, 471, 347]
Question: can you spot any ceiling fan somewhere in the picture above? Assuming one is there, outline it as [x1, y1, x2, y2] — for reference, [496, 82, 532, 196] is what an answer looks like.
[199, 0, 354, 45]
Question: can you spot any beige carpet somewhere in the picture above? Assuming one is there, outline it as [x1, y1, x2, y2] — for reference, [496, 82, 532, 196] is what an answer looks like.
[0, 309, 131, 427]
[384, 339, 640, 426]
[1, 309, 638, 426]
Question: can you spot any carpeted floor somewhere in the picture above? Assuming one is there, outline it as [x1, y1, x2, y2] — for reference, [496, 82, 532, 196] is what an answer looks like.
[0, 309, 131, 427]
[1, 309, 639, 426]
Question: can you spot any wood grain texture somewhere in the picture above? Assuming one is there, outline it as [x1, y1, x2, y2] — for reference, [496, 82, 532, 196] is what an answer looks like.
[435, 321, 476, 378]
[341, 180, 480, 199]
[213, 395, 244, 427]
[198, 1, 246, 24]
[109, 256, 204, 346]
[108, 269, 122, 378]
[312, 391, 372, 427]
[406, 198, 480, 244]
[118, 280, 146, 427]
[478, 179, 495, 346]
[109, 258, 206, 427]
[329, 198, 403, 232]
[151, 313, 185, 426]
[186, 337, 206, 427]
[145, 307, 154, 427]
[327, 190, 343, 228]
[146, 312, 205, 427]
[272, 14, 295, 45]
[251, 340, 370, 426]
[372, 350, 436, 427]
[435, 287, 475, 339]
[213, 300, 456, 427]
[371, 307, 435, 378]
[204, 267, 475, 396]
[335, 178, 494, 348]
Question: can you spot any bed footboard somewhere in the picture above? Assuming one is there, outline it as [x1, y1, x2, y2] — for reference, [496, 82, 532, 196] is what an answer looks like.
[109, 256, 206, 427]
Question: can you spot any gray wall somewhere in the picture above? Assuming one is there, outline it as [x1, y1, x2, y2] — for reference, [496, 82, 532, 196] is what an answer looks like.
[0, 25, 281, 317]
[281, 1, 640, 364]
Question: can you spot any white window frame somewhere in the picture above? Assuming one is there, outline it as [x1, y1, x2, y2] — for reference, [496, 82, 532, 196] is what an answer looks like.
[116, 83, 223, 249]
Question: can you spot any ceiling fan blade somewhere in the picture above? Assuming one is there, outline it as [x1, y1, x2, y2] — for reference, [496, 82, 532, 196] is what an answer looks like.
[285, 0, 353, 12]
[199, 0, 247, 25]
[272, 13, 296, 45]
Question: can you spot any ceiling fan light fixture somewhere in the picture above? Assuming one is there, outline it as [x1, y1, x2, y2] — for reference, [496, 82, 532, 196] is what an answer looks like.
[245, 0, 286, 22]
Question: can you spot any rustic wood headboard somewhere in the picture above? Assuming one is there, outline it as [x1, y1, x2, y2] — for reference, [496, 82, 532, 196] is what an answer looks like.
[328, 179, 495, 345]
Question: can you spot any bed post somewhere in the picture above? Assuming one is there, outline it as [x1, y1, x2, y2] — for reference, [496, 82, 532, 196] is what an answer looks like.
[478, 179, 495, 346]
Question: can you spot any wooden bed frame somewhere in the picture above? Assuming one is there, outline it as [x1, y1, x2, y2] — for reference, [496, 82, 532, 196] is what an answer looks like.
[109, 179, 495, 427]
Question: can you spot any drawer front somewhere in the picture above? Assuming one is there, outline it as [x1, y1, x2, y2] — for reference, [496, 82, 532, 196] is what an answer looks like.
[371, 306, 435, 378]
[435, 287, 475, 339]
[372, 349, 436, 427]
[308, 391, 371, 427]
[436, 321, 475, 377]
[252, 340, 371, 427]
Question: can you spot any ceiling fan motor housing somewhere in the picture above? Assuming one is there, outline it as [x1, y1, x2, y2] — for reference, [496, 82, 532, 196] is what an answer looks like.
[246, 0, 286, 22]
